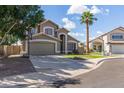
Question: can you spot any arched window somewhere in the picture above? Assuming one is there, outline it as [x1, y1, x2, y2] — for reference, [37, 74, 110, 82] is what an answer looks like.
[43, 26, 54, 36]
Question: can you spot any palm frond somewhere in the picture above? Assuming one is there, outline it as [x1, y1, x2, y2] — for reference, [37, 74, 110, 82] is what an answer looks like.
[80, 11, 97, 25]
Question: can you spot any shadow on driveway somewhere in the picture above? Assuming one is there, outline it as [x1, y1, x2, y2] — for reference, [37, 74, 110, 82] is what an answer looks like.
[0, 56, 95, 88]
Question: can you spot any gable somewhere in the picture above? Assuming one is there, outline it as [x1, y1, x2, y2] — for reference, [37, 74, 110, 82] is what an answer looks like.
[39, 20, 58, 33]
[67, 35, 79, 42]
[90, 27, 124, 42]
[108, 28, 124, 35]
[57, 28, 69, 34]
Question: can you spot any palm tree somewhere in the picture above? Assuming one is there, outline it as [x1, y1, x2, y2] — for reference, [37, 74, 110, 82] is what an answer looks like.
[81, 11, 97, 54]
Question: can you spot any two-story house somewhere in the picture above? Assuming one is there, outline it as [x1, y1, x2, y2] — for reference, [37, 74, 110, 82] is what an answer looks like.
[89, 27, 124, 55]
[24, 19, 79, 55]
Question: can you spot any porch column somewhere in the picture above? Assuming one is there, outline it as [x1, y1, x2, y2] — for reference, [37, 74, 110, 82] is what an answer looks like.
[109, 44, 112, 56]
[102, 40, 105, 56]
[65, 35, 67, 54]
[92, 41, 94, 51]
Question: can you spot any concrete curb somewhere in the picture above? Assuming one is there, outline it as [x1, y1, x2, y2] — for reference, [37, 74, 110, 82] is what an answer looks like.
[71, 57, 124, 78]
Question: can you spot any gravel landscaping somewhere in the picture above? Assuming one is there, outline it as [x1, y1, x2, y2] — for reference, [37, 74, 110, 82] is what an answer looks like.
[0, 57, 36, 78]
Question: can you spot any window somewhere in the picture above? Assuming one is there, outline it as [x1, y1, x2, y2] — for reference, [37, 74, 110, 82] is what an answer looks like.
[68, 43, 76, 51]
[44, 27, 54, 35]
[31, 28, 37, 35]
[54, 31, 58, 37]
[112, 34, 123, 40]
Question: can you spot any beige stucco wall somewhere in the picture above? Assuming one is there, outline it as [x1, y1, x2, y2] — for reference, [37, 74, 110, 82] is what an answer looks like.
[58, 28, 69, 35]
[89, 42, 93, 49]
[67, 35, 78, 42]
[102, 35, 110, 54]
[32, 34, 60, 42]
[32, 34, 53, 40]
[92, 28, 124, 55]
[39, 21, 58, 33]
[107, 29, 124, 42]
[29, 20, 80, 55]
[103, 29, 124, 55]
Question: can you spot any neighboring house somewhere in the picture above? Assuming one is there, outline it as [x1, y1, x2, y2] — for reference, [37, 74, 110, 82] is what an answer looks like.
[24, 19, 79, 55]
[89, 27, 124, 55]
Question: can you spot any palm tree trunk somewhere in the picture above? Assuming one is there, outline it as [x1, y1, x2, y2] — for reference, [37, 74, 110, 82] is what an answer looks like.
[86, 21, 89, 54]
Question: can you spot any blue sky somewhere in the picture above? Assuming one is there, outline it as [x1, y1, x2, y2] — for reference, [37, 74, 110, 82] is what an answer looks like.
[41, 5, 124, 43]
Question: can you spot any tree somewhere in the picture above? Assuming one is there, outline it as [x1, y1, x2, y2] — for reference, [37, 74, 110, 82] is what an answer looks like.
[0, 5, 44, 56]
[0, 5, 44, 45]
[80, 11, 97, 54]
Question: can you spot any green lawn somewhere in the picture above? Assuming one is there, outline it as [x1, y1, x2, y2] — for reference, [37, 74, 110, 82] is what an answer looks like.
[64, 52, 105, 59]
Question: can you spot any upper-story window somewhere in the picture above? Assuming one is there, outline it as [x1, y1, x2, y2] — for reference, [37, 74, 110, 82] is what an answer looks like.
[112, 34, 123, 40]
[54, 31, 58, 37]
[44, 26, 54, 36]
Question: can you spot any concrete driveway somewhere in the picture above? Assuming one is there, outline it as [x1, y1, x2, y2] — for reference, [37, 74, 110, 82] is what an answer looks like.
[30, 55, 96, 78]
[0, 55, 98, 88]
[65, 58, 124, 88]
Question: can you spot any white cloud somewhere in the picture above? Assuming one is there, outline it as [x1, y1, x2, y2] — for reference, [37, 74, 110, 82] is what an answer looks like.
[105, 9, 110, 14]
[62, 18, 76, 30]
[70, 16, 81, 21]
[67, 5, 109, 15]
[90, 6, 101, 14]
[69, 32, 84, 36]
[89, 37, 94, 40]
[67, 5, 89, 15]
[89, 37, 92, 40]
[96, 31, 103, 35]
[89, 31, 103, 41]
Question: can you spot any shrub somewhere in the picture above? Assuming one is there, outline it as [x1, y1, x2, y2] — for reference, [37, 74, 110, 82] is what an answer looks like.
[72, 49, 79, 54]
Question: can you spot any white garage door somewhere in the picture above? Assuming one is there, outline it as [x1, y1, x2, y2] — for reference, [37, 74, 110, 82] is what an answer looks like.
[30, 42, 55, 55]
[111, 44, 124, 54]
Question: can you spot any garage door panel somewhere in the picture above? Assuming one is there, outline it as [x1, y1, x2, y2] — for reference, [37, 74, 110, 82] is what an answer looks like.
[30, 42, 55, 55]
[111, 44, 124, 54]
